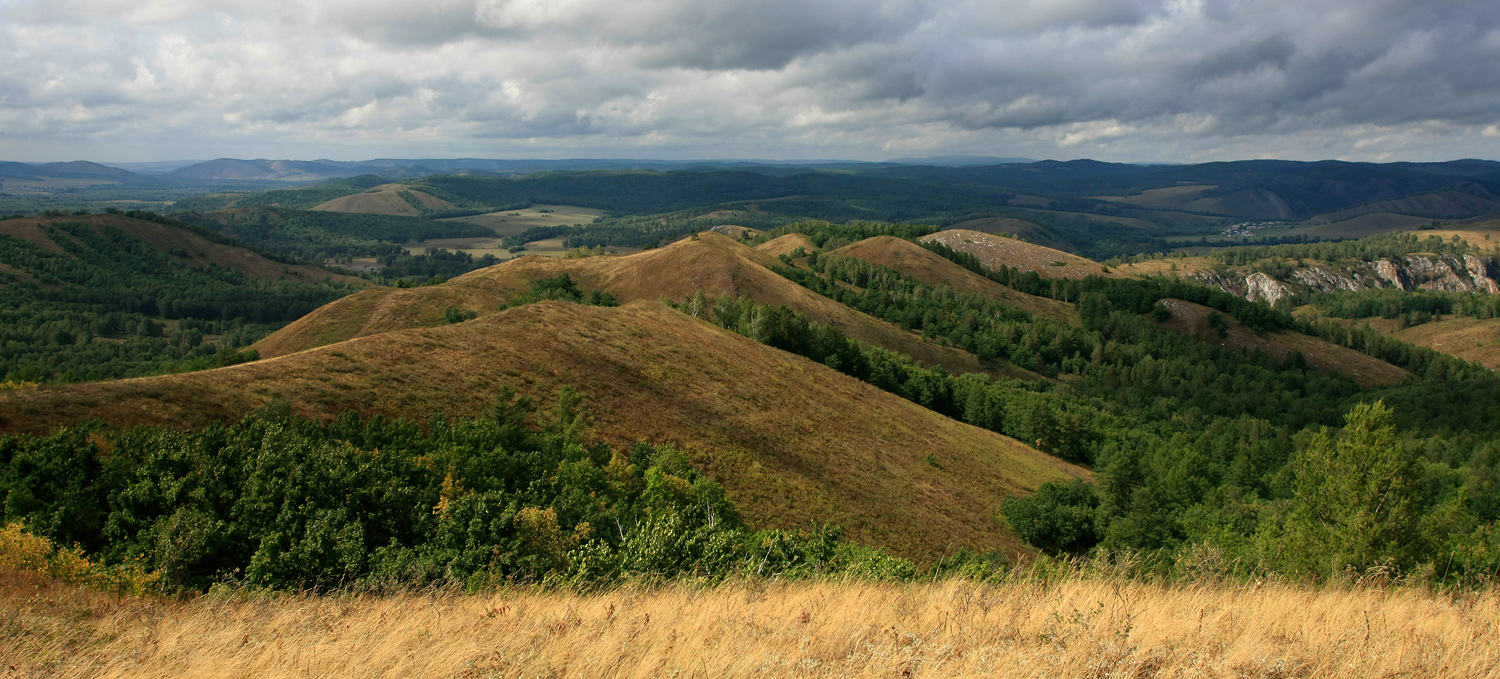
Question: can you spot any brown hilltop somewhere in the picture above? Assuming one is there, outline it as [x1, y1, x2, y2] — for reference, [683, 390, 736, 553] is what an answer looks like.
[0, 214, 364, 286]
[826, 236, 1078, 325]
[255, 232, 992, 376]
[0, 301, 1086, 562]
[921, 229, 1118, 280]
[755, 233, 820, 257]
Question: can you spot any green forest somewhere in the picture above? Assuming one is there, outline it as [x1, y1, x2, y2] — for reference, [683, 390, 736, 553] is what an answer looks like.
[0, 217, 358, 382]
[0, 391, 932, 592]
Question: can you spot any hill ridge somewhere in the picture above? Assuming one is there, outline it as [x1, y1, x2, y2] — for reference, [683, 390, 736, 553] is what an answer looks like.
[2, 300, 1086, 562]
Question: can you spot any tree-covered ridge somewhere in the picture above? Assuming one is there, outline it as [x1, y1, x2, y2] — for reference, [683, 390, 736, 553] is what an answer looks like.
[1212, 232, 1479, 266]
[0, 220, 358, 383]
[0, 390, 932, 592]
[186, 208, 494, 261]
[658, 287, 1499, 583]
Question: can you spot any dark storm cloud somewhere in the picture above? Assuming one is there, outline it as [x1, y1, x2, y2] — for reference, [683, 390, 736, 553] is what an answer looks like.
[0, 0, 1497, 162]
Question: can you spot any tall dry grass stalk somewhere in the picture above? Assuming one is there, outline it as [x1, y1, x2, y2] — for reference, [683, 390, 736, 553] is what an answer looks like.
[4, 567, 1497, 679]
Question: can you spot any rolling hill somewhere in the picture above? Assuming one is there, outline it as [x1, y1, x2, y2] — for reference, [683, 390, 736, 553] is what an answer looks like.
[1156, 298, 1410, 387]
[754, 233, 820, 257]
[0, 300, 1086, 561]
[0, 213, 363, 286]
[253, 232, 996, 377]
[824, 236, 1078, 325]
[310, 184, 457, 216]
[920, 229, 1118, 280]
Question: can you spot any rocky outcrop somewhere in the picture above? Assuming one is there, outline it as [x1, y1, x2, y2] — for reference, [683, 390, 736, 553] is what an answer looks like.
[1373, 259, 1408, 290]
[1465, 255, 1500, 294]
[1292, 267, 1360, 292]
[1244, 272, 1293, 306]
[1168, 253, 1500, 303]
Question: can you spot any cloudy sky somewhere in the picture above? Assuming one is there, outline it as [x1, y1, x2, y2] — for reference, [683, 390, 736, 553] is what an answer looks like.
[2, 0, 1499, 163]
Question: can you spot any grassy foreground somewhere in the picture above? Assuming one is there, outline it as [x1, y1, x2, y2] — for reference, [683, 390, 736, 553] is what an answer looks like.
[4, 568, 1496, 678]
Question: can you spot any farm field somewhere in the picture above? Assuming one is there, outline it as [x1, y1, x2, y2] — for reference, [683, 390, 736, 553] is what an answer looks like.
[441, 204, 606, 236]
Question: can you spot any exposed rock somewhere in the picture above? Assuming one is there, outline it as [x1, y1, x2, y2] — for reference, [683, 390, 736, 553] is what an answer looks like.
[1245, 272, 1293, 306]
[1373, 259, 1409, 290]
[1465, 255, 1500, 294]
[1408, 256, 1475, 292]
[1292, 267, 1360, 292]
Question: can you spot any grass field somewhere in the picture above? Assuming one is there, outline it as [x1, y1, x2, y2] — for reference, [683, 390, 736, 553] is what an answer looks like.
[440, 204, 606, 237]
[6, 567, 1495, 679]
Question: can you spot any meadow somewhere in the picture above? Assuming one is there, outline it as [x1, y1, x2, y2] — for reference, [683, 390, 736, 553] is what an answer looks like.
[5, 566, 1496, 678]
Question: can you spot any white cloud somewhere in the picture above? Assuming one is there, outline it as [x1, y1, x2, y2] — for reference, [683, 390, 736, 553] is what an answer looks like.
[0, 0, 1497, 161]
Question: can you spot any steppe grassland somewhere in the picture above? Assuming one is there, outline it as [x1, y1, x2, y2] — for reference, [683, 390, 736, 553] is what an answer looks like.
[5, 566, 1496, 679]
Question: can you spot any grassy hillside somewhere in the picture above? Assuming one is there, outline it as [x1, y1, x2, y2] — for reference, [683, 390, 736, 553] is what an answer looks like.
[755, 232, 820, 257]
[311, 184, 456, 216]
[920, 229, 1118, 279]
[1155, 298, 1410, 387]
[825, 236, 1077, 325]
[0, 300, 1084, 561]
[253, 233, 996, 377]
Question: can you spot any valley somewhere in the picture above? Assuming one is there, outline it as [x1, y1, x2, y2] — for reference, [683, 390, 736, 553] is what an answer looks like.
[3, 159, 1500, 678]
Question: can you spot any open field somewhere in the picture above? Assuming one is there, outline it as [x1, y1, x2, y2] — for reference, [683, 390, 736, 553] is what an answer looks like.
[1113, 256, 1219, 278]
[1287, 213, 1439, 240]
[1092, 184, 1219, 210]
[6, 568, 1496, 679]
[440, 204, 606, 237]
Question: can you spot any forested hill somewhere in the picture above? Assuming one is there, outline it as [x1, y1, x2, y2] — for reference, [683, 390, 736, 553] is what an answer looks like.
[0, 211, 364, 383]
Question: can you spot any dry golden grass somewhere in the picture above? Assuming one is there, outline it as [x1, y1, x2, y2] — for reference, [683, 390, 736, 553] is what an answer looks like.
[6, 568, 1496, 679]
[827, 236, 1078, 326]
[1305, 314, 1500, 370]
[1, 301, 1085, 561]
[253, 232, 992, 377]
[1156, 299, 1410, 388]
[310, 184, 455, 216]
[1113, 256, 1220, 278]
[754, 233, 820, 257]
[920, 229, 1120, 280]
[0, 215, 363, 286]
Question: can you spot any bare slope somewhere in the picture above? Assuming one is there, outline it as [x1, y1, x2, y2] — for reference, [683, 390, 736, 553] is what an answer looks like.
[255, 232, 991, 376]
[755, 233, 820, 257]
[1325, 315, 1500, 371]
[826, 236, 1077, 325]
[311, 184, 455, 216]
[921, 230, 1119, 280]
[0, 214, 364, 286]
[1156, 298, 1410, 387]
[0, 301, 1085, 561]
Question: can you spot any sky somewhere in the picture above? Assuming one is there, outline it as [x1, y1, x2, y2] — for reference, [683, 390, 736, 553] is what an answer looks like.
[2, 0, 1499, 164]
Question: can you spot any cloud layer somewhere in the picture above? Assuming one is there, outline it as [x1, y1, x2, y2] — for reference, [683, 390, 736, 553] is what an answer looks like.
[1, 0, 1498, 162]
